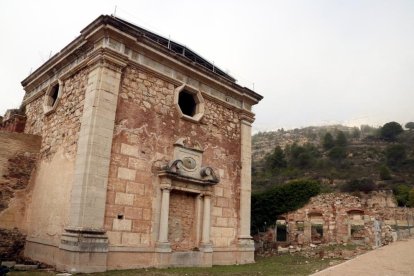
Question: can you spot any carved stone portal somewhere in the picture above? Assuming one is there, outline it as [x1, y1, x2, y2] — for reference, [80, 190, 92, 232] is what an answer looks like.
[156, 138, 219, 253]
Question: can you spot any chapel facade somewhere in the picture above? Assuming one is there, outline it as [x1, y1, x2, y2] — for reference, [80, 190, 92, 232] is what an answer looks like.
[3, 15, 262, 272]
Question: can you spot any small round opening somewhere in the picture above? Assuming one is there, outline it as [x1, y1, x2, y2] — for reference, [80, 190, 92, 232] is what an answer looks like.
[178, 90, 196, 117]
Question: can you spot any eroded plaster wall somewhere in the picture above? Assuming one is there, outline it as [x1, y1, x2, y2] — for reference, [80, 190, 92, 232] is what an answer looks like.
[22, 69, 88, 245]
[104, 67, 241, 249]
[0, 131, 41, 228]
[0, 131, 40, 260]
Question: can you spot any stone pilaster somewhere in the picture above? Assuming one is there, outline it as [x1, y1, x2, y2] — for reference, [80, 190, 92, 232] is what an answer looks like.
[238, 115, 255, 260]
[200, 193, 212, 252]
[156, 179, 172, 252]
[58, 51, 126, 272]
[195, 194, 203, 244]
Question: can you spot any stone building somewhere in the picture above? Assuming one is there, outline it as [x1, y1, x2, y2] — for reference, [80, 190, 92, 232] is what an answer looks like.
[0, 15, 262, 272]
[271, 191, 414, 248]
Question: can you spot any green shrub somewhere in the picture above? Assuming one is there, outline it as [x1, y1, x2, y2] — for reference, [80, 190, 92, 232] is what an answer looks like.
[386, 144, 406, 167]
[251, 179, 320, 233]
[328, 146, 346, 161]
[379, 165, 392, 180]
[393, 184, 411, 206]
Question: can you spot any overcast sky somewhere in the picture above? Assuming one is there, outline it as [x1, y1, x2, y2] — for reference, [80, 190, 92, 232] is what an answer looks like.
[1, 0, 413, 132]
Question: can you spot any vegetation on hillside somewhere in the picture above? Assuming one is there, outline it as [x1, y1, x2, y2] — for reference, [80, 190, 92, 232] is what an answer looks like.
[252, 122, 414, 211]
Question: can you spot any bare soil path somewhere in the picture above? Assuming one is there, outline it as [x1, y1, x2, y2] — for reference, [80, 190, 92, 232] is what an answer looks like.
[312, 238, 414, 276]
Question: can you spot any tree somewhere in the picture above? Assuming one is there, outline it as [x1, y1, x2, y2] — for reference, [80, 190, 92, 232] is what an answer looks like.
[352, 127, 361, 139]
[341, 178, 376, 193]
[328, 146, 346, 161]
[266, 146, 287, 170]
[393, 184, 411, 206]
[336, 131, 348, 147]
[288, 143, 319, 168]
[380, 122, 403, 141]
[385, 144, 406, 167]
[405, 122, 414, 131]
[379, 165, 392, 180]
[251, 179, 321, 232]
[323, 133, 335, 150]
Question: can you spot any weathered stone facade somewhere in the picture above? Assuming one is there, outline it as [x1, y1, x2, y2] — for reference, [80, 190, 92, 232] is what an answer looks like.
[271, 192, 414, 249]
[0, 15, 262, 272]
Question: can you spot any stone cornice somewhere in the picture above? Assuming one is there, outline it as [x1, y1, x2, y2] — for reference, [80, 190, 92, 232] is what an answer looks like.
[21, 15, 263, 113]
[240, 111, 256, 124]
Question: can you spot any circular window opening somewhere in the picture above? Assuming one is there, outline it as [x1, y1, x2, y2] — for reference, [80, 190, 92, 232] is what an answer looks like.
[178, 90, 196, 117]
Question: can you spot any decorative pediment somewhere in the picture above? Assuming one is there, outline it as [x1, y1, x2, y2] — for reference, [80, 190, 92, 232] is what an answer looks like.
[158, 138, 219, 186]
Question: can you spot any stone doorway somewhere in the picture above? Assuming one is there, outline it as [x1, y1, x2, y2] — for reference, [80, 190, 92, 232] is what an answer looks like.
[168, 190, 198, 251]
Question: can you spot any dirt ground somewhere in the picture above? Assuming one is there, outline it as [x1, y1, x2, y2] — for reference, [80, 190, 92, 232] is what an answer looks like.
[312, 237, 414, 276]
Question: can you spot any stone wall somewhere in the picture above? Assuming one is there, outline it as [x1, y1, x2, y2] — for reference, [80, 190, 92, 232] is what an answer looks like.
[0, 131, 41, 228]
[0, 228, 26, 262]
[104, 67, 241, 249]
[0, 109, 26, 133]
[24, 68, 87, 160]
[271, 192, 413, 248]
[21, 69, 88, 245]
[0, 131, 41, 262]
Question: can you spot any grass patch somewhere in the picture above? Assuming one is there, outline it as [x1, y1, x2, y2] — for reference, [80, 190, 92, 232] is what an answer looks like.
[9, 255, 336, 276]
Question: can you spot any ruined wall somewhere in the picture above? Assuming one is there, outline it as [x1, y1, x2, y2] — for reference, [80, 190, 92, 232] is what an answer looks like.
[104, 67, 241, 249]
[22, 69, 87, 245]
[0, 131, 41, 261]
[281, 192, 412, 248]
[0, 109, 26, 133]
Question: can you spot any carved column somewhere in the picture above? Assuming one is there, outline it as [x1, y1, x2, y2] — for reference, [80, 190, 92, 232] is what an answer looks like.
[200, 193, 212, 252]
[156, 179, 172, 252]
[238, 115, 255, 250]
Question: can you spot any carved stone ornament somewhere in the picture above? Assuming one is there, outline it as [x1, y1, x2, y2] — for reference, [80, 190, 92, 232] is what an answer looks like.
[159, 138, 220, 185]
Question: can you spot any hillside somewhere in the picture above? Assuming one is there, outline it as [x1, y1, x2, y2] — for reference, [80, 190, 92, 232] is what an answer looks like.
[251, 123, 414, 206]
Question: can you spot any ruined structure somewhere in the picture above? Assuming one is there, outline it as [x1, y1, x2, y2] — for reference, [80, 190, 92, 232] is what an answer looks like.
[0, 15, 262, 272]
[270, 192, 414, 248]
